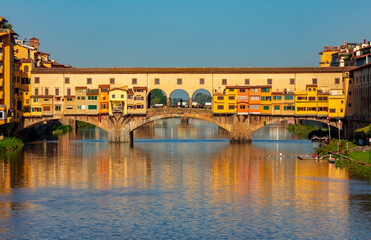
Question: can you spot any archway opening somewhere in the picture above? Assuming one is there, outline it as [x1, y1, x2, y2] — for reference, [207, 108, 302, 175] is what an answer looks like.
[192, 89, 212, 108]
[147, 89, 167, 108]
[170, 89, 189, 108]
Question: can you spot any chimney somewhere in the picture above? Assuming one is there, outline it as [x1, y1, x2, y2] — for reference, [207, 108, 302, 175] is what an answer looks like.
[364, 38, 367, 44]
[343, 41, 347, 46]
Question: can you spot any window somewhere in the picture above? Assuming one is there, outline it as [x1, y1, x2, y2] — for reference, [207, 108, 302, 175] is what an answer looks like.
[155, 78, 160, 85]
[245, 79, 250, 85]
[110, 78, 115, 84]
[318, 107, 328, 111]
[251, 88, 259, 92]
[128, 95, 133, 99]
[87, 78, 92, 84]
[222, 79, 227, 85]
[67, 88, 71, 96]
[81, 96, 85, 100]
[349, 79, 352, 84]
[340, 109, 343, 113]
[263, 106, 269, 110]
[335, 78, 340, 84]
[35, 88, 39, 95]
[200, 78, 205, 85]
[66, 106, 73, 110]
[307, 107, 316, 111]
[329, 109, 335, 113]
[101, 88, 108, 92]
[273, 95, 281, 100]
[229, 96, 235, 100]
[341, 100, 343, 104]
[66, 98, 73, 101]
[250, 105, 259, 109]
[229, 105, 235, 110]
[261, 88, 270, 93]
[121, 94, 124, 98]
[267, 78, 272, 85]
[348, 91, 352, 95]
[88, 96, 97, 100]
[24, 66, 29, 73]
[348, 103, 352, 107]
[290, 78, 295, 85]
[217, 105, 224, 110]
[132, 78, 137, 85]
[56, 97, 61, 101]
[312, 78, 317, 84]
[65, 78, 70, 84]
[274, 105, 280, 110]
[261, 96, 265, 101]
[112, 95, 115, 99]
[250, 96, 259, 101]
[55, 88, 59, 96]
[240, 89, 245, 93]
[284, 95, 293, 100]
[55, 105, 61, 111]
[297, 96, 307, 100]
[217, 96, 224, 100]
[88, 105, 97, 110]
[45, 88, 49, 95]
[34, 77, 40, 84]
[309, 97, 316, 101]
[240, 105, 246, 109]
[77, 96, 80, 100]
[177, 78, 182, 85]
[101, 103, 108, 109]
[297, 107, 306, 111]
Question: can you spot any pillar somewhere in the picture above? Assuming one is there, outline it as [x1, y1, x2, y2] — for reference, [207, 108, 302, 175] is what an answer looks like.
[108, 127, 132, 143]
[189, 98, 192, 108]
[167, 97, 170, 108]
[229, 115, 252, 143]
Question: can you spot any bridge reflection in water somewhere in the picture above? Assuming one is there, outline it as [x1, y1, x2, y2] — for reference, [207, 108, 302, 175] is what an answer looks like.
[0, 120, 369, 239]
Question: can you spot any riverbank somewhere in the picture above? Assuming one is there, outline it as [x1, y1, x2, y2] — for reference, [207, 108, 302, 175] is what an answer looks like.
[288, 124, 328, 139]
[76, 120, 94, 128]
[52, 124, 73, 135]
[0, 137, 24, 152]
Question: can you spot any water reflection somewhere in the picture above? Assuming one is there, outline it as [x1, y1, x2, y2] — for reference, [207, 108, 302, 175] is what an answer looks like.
[0, 119, 370, 239]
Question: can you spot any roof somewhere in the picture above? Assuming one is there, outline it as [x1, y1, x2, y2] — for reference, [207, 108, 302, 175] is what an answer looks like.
[306, 84, 318, 87]
[29, 37, 39, 41]
[0, 17, 7, 23]
[110, 87, 128, 92]
[87, 89, 99, 95]
[133, 86, 147, 90]
[31, 66, 355, 74]
[99, 84, 110, 88]
[38, 51, 50, 56]
[16, 58, 32, 63]
[351, 62, 371, 71]
[75, 86, 87, 89]
[272, 92, 283, 94]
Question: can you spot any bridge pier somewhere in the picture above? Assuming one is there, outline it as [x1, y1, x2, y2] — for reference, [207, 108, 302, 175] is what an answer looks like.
[229, 115, 252, 143]
[108, 127, 132, 143]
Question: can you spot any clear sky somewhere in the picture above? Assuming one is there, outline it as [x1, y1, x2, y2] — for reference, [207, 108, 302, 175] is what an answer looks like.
[2, 0, 370, 68]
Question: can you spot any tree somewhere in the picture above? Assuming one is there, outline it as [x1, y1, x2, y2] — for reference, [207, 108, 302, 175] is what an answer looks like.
[150, 89, 166, 106]
[4, 23, 13, 30]
[193, 92, 211, 105]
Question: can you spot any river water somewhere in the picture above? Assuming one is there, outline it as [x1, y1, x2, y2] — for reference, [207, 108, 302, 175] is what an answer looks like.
[0, 119, 370, 239]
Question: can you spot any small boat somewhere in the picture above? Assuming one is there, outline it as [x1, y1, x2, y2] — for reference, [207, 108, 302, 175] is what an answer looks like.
[297, 154, 321, 160]
[328, 154, 335, 163]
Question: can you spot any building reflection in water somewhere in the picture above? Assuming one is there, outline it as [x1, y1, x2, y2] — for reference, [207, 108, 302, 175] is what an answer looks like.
[0, 119, 363, 238]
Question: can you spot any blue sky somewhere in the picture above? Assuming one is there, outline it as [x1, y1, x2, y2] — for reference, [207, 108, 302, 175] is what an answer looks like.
[2, 0, 370, 68]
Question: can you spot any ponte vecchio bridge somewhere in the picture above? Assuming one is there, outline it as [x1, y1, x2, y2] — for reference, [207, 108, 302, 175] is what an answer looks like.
[19, 67, 354, 142]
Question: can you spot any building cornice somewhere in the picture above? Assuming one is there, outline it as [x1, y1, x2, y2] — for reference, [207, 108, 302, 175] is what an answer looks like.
[31, 67, 355, 74]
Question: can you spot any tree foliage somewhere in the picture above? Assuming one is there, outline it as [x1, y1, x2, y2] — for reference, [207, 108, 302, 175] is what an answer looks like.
[149, 89, 167, 106]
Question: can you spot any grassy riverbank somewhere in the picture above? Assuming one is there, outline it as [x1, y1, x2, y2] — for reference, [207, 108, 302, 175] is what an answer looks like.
[0, 137, 24, 152]
[288, 124, 328, 139]
[76, 120, 94, 128]
[52, 124, 73, 135]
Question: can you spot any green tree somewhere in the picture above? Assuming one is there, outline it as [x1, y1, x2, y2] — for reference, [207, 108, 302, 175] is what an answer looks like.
[193, 92, 211, 105]
[150, 89, 166, 106]
[4, 23, 13, 30]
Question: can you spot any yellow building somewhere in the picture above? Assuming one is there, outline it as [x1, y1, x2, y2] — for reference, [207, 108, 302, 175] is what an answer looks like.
[109, 87, 128, 115]
[294, 84, 319, 116]
[328, 89, 346, 118]
[86, 89, 99, 115]
[260, 86, 272, 115]
[319, 49, 339, 67]
[99, 85, 110, 115]
[282, 92, 295, 115]
[212, 86, 237, 114]
[128, 86, 147, 114]
[271, 92, 283, 115]
[0, 17, 17, 124]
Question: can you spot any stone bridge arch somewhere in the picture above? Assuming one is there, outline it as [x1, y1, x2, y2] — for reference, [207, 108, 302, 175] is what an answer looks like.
[22, 115, 110, 132]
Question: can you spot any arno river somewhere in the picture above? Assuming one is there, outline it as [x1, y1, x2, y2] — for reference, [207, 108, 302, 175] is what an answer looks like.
[0, 119, 370, 239]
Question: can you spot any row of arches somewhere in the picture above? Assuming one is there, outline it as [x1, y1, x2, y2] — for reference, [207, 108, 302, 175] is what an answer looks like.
[147, 88, 212, 108]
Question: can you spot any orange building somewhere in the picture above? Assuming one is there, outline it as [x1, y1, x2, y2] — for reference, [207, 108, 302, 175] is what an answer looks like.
[248, 86, 261, 114]
[236, 86, 249, 115]
[98, 84, 110, 114]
